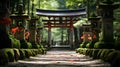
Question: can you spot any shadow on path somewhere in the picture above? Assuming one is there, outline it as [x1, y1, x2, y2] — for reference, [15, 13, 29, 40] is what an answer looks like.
[0, 48, 111, 67]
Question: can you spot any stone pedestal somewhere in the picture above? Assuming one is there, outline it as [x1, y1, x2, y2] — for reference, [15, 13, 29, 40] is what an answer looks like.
[10, 4, 29, 40]
[29, 18, 38, 44]
[88, 13, 100, 42]
[98, 0, 119, 43]
[82, 24, 92, 42]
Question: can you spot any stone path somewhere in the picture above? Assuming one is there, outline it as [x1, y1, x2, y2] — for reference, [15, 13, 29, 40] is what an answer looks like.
[1, 50, 111, 67]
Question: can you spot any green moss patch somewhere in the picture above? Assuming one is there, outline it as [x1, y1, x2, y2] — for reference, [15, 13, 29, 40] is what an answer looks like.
[2, 48, 15, 62]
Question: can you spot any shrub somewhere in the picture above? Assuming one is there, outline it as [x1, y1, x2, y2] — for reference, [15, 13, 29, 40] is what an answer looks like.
[80, 42, 88, 48]
[86, 40, 96, 48]
[94, 41, 114, 49]
[32, 43, 40, 49]
[20, 40, 32, 49]
[11, 38, 20, 49]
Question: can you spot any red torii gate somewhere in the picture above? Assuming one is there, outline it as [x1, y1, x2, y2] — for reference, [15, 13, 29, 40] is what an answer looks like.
[36, 8, 86, 49]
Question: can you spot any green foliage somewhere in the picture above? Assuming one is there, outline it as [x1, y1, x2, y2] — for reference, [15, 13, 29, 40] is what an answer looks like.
[19, 49, 25, 60]
[32, 43, 41, 49]
[13, 49, 20, 61]
[92, 49, 100, 59]
[2, 48, 15, 62]
[86, 40, 96, 48]
[9, 35, 20, 49]
[20, 40, 32, 49]
[80, 42, 88, 48]
[94, 41, 114, 49]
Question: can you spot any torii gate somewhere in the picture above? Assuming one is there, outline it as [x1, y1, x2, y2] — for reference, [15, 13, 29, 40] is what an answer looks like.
[36, 8, 86, 49]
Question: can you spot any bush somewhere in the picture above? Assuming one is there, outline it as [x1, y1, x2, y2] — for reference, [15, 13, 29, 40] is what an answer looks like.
[20, 40, 32, 49]
[0, 50, 9, 65]
[94, 41, 114, 49]
[11, 38, 20, 49]
[86, 40, 96, 48]
[80, 42, 88, 48]
[2, 49, 15, 62]
[32, 43, 40, 49]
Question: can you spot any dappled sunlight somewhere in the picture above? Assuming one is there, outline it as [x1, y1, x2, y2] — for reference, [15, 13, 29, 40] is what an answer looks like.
[7, 51, 110, 67]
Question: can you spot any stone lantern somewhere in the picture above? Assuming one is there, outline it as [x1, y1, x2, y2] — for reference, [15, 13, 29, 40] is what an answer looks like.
[88, 13, 101, 42]
[97, 0, 119, 48]
[81, 24, 92, 42]
[10, 4, 29, 40]
[29, 18, 38, 44]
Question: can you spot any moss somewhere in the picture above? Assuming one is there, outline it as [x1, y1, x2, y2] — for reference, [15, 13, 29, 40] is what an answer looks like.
[19, 49, 25, 60]
[92, 49, 100, 59]
[0, 50, 9, 65]
[106, 51, 120, 63]
[86, 40, 96, 48]
[23, 49, 33, 58]
[32, 43, 40, 49]
[20, 40, 32, 49]
[31, 49, 37, 56]
[94, 41, 114, 49]
[13, 49, 20, 61]
[110, 53, 120, 67]
[88, 49, 94, 57]
[103, 49, 115, 61]
[2, 48, 15, 62]
[80, 42, 88, 48]
[10, 35, 21, 49]
[96, 49, 103, 59]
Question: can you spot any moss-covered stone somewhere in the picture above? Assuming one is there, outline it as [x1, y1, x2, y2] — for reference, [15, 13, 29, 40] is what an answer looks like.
[106, 51, 120, 63]
[86, 40, 96, 48]
[92, 49, 100, 59]
[94, 41, 114, 49]
[20, 40, 32, 49]
[19, 49, 25, 60]
[80, 42, 88, 48]
[0, 50, 9, 65]
[2, 48, 15, 62]
[13, 49, 20, 61]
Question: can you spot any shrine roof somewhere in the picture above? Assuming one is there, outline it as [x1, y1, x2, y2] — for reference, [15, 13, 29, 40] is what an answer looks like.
[36, 8, 86, 17]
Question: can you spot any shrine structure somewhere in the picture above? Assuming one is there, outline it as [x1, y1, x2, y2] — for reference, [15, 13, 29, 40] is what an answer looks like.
[36, 8, 86, 49]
